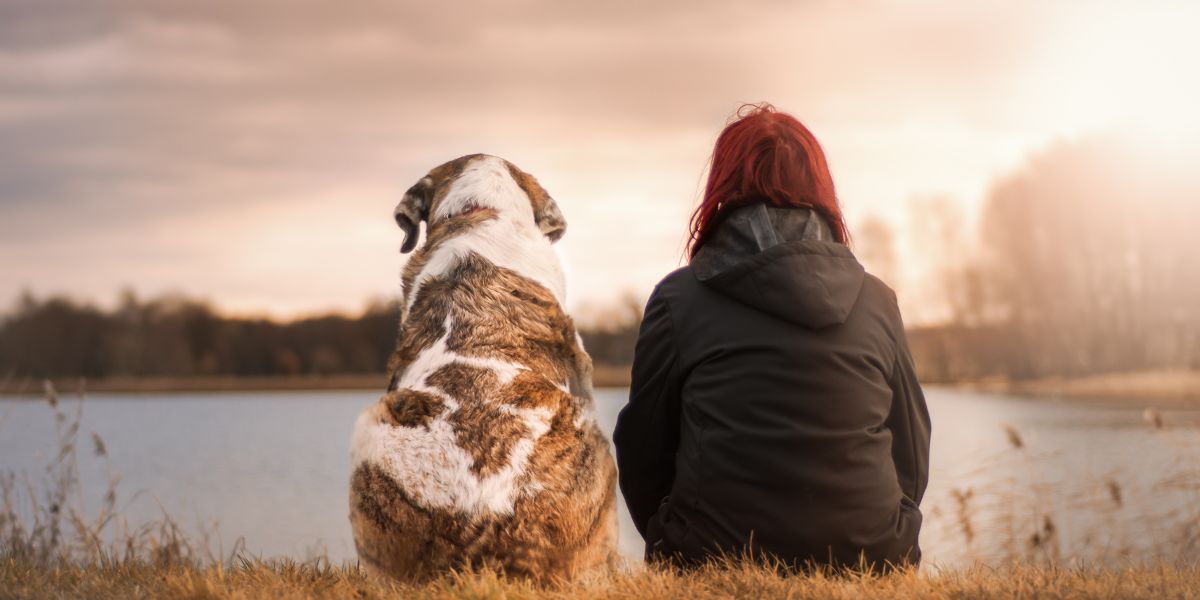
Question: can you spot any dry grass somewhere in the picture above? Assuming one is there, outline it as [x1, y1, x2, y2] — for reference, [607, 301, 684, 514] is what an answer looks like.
[0, 382, 229, 568]
[917, 397, 1200, 566]
[2, 557, 1200, 600]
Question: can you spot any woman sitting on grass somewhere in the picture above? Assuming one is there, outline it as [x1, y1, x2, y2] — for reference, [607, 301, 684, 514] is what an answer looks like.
[614, 104, 930, 571]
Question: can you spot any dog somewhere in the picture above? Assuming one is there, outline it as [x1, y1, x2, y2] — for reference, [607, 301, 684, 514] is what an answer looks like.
[348, 154, 618, 582]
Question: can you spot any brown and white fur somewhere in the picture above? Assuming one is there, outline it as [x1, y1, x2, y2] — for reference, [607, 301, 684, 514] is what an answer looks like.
[348, 154, 618, 582]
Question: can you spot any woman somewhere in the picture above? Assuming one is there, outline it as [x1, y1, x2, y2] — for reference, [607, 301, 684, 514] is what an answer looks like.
[613, 104, 930, 571]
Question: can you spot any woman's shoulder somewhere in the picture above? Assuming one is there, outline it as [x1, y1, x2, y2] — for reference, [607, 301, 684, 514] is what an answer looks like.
[648, 266, 704, 303]
[656, 266, 694, 289]
[860, 272, 899, 307]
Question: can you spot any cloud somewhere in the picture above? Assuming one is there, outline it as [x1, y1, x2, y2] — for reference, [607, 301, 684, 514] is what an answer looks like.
[2, 0, 1197, 318]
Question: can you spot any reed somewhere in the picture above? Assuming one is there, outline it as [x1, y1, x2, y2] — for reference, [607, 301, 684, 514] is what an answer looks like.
[0, 382, 237, 569]
[922, 412, 1200, 566]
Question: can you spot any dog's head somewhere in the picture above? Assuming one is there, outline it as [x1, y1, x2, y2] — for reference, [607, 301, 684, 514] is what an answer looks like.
[394, 154, 566, 254]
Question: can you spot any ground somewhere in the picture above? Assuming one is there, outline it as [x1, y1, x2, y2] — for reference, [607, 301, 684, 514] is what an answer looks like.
[3, 558, 1199, 600]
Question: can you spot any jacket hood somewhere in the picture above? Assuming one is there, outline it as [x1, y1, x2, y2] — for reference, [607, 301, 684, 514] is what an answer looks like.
[692, 203, 865, 328]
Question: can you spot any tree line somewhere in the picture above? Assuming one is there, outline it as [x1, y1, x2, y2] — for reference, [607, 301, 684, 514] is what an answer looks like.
[0, 291, 642, 381]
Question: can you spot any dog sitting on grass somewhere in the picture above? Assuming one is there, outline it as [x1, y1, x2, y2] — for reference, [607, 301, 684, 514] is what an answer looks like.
[349, 154, 618, 582]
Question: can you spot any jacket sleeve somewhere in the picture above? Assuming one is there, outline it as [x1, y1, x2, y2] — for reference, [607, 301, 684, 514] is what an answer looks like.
[885, 316, 932, 506]
[613, 286, 684, 539]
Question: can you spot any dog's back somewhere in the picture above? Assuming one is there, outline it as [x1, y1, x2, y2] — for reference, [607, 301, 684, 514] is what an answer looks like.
[349, 155, 617, 581]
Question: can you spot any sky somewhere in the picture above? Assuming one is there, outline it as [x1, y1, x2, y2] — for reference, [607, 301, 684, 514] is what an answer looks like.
[2, 1, 1198, 323]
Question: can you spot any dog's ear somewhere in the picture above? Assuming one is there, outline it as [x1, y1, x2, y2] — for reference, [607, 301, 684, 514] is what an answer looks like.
[534, 197, 566, 243]
[507, 164, 566, 242]
[395, 176, 432, 253]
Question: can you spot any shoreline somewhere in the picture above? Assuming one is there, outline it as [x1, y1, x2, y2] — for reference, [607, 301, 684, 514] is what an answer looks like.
[0, 365, 634, 396]
[932, 369, 1200, 407]
[4, 369, 1197, 405]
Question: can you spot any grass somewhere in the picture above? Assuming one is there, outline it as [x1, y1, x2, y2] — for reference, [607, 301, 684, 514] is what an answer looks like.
[3, 382, 1200, 598]
[0, 382, 233, 570]
[3, 557, 1200, 599]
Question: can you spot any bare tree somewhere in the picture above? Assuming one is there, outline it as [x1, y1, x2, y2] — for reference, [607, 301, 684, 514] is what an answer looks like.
[855, 215, 900, 290]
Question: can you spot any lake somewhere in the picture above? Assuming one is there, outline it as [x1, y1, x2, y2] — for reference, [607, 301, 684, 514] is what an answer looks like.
[2, 387, 1198, 566]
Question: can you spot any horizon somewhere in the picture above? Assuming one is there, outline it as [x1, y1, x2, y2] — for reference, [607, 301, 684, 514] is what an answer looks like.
[3, 1, 1199, 325]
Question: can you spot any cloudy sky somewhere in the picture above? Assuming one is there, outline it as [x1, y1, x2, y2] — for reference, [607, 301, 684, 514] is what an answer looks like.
[2, 1, 1198, 322]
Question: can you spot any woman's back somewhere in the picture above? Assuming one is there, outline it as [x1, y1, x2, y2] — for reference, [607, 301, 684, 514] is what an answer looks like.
[614, 204, 929, 569]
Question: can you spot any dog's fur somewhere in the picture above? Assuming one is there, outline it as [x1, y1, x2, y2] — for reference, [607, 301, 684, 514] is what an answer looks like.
[348, 154, 618, 582]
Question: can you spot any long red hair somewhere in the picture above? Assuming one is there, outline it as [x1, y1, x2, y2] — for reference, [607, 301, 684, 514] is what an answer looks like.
[687, 103, 848, 259]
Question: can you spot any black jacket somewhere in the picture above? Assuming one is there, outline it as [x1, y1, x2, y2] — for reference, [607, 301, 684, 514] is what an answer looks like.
[613, 203, 930, 570]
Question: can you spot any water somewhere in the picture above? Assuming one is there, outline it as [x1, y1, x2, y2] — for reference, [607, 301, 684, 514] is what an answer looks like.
[2, 387, 1198, 565]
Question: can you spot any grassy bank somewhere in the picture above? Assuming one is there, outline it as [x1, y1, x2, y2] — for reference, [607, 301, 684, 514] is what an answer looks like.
[3, 558, 1200, 600]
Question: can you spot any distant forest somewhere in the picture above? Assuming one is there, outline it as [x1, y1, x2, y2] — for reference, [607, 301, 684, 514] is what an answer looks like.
[2, 133, 1197, 385]
[0, 291, 640, 383]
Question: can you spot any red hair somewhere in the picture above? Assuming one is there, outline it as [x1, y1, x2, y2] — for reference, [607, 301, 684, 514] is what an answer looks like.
[687, 103, 848, 259]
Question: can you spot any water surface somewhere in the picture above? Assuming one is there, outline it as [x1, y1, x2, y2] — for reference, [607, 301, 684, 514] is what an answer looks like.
[2, 387, 1197, 565]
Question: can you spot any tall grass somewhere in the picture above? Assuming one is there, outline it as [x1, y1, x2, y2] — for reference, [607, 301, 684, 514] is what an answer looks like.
[922, 408, 1200, 566]
[0, 382, 234, 568]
